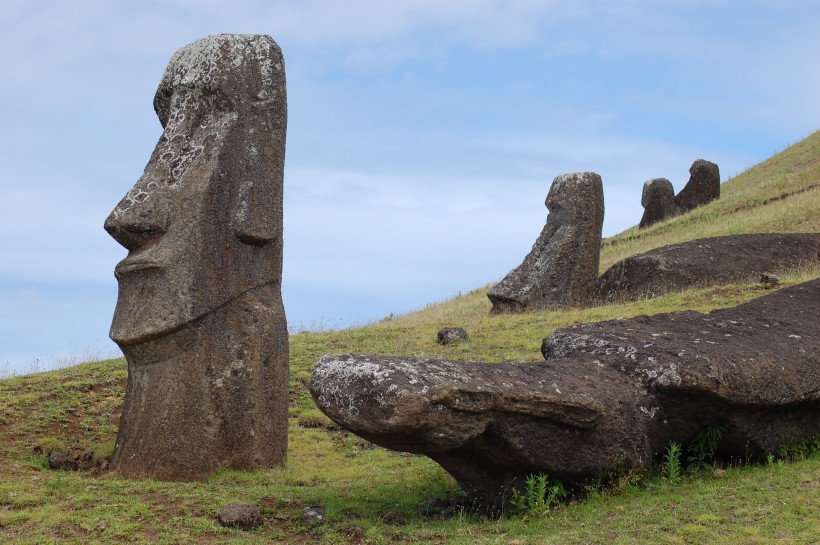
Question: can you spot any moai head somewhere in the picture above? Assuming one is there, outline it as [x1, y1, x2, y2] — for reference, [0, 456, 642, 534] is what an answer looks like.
[104, 34, 287, 346]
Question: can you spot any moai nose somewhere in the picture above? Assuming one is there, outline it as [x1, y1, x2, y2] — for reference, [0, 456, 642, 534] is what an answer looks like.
[104, 182, 169, 251]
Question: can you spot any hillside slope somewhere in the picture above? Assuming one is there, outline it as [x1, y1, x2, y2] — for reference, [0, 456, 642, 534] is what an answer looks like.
[0, 131, 818, 544]
[394, 129, 820, 327]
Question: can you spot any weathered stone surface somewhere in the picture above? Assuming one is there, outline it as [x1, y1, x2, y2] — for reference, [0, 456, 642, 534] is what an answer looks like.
[48, 451, 78, 471]
[674, 159, 720, 213]
[437, 327, 468, 345]
[218, 504, 264, 530]
[596, 233, 820, 302]
[310, 280, 820, 512]
[488, 172, 604, 313]
[639, 178, 677, 229]
[105, 34, 289, 480]
[301, 505, 326, 525]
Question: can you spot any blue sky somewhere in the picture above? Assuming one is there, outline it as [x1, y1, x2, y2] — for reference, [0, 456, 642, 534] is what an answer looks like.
[1, 1, 818, 375]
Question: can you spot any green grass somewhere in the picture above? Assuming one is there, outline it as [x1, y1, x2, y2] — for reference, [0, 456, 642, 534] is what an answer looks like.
[1, 131, 818, 544]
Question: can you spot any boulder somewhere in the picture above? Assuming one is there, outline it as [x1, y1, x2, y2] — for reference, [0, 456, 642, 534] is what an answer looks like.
[437, 327, 468, 345]
[639, 178, 677, 229]
[488, 172, 604, 313]
[217, 504, 264, 530]
[310, 280, 820, 513]
[596, 233, 820, 302]
[48, 451, 78, 471]
[674, 159, 720, 213]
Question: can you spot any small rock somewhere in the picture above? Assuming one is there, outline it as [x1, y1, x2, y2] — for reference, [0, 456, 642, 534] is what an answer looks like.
[760, 273, 780, 289]
[713, 469, 727, 478]
[301, 505, 326, 525]
[48, 451, 78, 471]
[217, 504, 263, 530]
[437, 327, 468, 345]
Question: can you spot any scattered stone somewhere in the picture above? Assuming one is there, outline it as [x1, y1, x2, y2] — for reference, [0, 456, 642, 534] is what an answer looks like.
[488, 172, 604, 313]
[760, 272, 781, 289]
[596, 233, 820, 302]
[48, 451, 78, 471]
[674, 159, 720, 213]
[301, 505, 326, 525]
[437, 327, 468, 345]
[639, 178, 677, 229]
[217, 504, 263, 530]
[105, 34, 290, 480]
[310, 280, 820, 514]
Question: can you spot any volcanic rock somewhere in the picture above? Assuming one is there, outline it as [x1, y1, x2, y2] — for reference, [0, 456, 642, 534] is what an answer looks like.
[596, 233, 820, 302]
[105, 34, 289, 480]
[217, 504, 263, 530]
[488, 172, 604, 313]
[639, 178, 677, 229]
[437, 327, 468, 345]
[674, 159, 720, 213]
[310, 280, 820, 513]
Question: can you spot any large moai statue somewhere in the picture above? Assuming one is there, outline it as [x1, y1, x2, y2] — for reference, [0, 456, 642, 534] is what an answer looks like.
[104, 34, 289, 480]
[488, 172, 604, 313]
[639, 177, 677, 229]
[674, 159, 720, 213]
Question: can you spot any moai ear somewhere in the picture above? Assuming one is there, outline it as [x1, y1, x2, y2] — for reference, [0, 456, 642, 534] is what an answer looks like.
[232, 133, 279, 246]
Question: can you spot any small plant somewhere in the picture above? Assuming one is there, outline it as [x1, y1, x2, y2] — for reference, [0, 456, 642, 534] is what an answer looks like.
[663, 441, 683, 483]
[510, 473, 567, 516]
[778, 434, 820, 462]
[687, 424, 725, 472]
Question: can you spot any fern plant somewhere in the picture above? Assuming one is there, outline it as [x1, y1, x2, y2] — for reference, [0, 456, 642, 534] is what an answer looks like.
[510, 473, 567, 517]
[663, 441, 683, 483]
[687, 424, 725, 472]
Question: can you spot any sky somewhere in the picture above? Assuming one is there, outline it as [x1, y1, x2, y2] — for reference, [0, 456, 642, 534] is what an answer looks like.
[1, 1, 818, 376]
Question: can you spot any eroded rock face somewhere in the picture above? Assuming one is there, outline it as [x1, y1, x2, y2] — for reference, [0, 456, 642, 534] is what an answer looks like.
[596, 233, 820, 302]
[310, 280, 820, 512]
[639, 178, 677, 229]
[105, 34, 289, 480]
[674, 159, 720, 213]
[488, 172, 604, 313]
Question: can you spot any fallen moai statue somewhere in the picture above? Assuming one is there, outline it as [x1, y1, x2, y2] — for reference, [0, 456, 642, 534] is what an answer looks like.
[596, 233, 820, 302]
[310, 279, 820, 513]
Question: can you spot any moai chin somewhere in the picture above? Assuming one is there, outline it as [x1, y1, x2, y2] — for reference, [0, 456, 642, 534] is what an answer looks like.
[104, 34, 288, 480]
[488, 172, 604, 313]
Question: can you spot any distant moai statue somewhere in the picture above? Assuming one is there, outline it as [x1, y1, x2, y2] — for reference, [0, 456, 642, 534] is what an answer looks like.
[104, 34, 289, 480]
[639, 178, 677, 229]
[638, 159, 720, 230]
[488, 172, 604, 313]
[674, 159, 720, 213]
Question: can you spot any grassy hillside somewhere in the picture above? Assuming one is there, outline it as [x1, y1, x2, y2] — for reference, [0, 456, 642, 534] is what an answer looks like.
[1, 132, 818, 544]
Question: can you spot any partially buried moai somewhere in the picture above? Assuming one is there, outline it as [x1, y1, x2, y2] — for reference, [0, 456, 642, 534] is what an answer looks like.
[488, 172, 604, 313]
[639, 177, 677, 229]
[104, 34, 288, 480]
